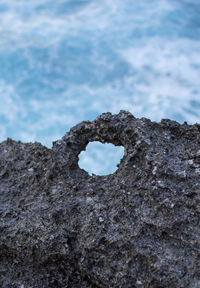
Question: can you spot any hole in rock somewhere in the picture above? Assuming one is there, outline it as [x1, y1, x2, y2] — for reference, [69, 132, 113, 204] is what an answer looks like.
[78, 141, 124, 176]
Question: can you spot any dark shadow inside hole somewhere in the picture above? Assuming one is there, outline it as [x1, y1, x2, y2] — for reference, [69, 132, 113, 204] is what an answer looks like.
[78, 141, 124, 176]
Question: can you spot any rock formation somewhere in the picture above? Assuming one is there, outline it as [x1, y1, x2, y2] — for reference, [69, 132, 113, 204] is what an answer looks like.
[0, 111, 199, 287]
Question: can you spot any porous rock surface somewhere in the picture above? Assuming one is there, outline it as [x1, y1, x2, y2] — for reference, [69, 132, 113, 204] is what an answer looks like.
[0, 111, 200, 288]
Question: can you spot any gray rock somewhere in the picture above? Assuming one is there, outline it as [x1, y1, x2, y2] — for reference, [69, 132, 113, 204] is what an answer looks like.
[0, 110, 199, 288]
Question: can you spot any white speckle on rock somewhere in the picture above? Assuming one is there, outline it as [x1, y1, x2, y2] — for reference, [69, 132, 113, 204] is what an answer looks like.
[52, 188, 57, 194]
[99, 217, 104, 223]
[196, 150, 200, 156]
[28, 168, 34, 172]
[136, 280, 142, 285]
[152, 166, 157, 175]
[195, 168, 200, 174]
[86, 197, 93, 203]
[193, 163, 199, 168]
[188, 159, 193, 165]
[144, 138, 151, 145]
[157, 180, 165, 188]
[177, 170, 186, 178]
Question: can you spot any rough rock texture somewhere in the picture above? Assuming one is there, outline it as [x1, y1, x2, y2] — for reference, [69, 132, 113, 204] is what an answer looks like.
[0, 111, 200, 288]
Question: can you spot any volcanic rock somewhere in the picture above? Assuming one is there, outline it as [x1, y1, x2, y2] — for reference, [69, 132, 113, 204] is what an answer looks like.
[0, 111, 199, 287]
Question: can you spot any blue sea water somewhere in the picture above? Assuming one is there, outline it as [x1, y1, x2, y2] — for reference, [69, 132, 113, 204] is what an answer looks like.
[0, 0, 200, 174]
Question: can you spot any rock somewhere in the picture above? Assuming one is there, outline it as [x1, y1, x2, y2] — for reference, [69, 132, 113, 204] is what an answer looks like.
[0, 110, 199, 288]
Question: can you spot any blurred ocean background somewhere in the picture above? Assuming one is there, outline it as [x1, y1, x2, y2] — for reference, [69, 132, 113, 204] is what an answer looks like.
[0, 0, 200, 175]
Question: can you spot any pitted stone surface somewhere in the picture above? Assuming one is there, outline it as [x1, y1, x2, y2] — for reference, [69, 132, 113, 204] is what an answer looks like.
[0, 110, 200, 287]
